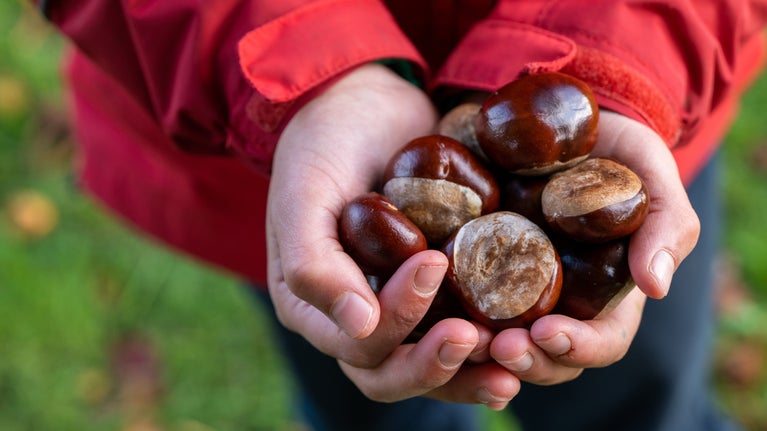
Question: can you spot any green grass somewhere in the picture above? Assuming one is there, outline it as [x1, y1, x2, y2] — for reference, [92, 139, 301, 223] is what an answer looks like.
[0, 3, 296, 430]
[723, 71, 767, 296]
[2, 1, 767, 430]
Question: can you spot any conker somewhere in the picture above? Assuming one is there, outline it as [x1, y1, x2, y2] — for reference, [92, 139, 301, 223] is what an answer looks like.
[541, 158, 650, 243]
[442, 211, 562, 330]
[553, 236, 636, 320]
[382, 135, 500, 245]
[475, 72, 598, 175]
[436, 102, 487, 161]
[500, 174, 550, 229]
[338, 192, 427, 278]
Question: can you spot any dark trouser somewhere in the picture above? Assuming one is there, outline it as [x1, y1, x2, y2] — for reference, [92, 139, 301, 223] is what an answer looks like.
[256, 154, 740, 431]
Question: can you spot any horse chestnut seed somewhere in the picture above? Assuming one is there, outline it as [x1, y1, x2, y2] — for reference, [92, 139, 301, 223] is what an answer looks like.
[475, 72, 598, 175]
[542, 158, 650, 243]
[436, 102, 487, 161]
[339, 192, 427, 278]
[382, 135, 500, 245]
[553, 236, 637, 320]
[442, 211, 562, 330]
[500, 174, 550, 229]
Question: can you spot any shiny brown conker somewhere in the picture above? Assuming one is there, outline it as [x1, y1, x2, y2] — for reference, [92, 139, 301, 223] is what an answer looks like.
[338, 192, 427, 278]
[475, 72, 599, 175]
[500, 174, 550, 229]
[382, 135, 500, 245]
[436, 102, 488, 161]
[442, 211, 562, 330]
[552, 235, 636, 320]
[541, 158, 650, 243]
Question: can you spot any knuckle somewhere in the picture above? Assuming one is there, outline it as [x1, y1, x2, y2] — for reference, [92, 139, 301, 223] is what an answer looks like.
[681, 207, 701, 239]
[390, 307, 428, 333]
[283, 262, 316, 299]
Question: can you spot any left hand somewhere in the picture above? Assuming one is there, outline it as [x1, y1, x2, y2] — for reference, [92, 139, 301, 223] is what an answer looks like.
[490, 111, 700, 385]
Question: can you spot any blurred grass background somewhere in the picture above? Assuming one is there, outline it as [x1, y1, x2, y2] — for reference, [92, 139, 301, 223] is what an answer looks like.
[1, 1, 766, 430]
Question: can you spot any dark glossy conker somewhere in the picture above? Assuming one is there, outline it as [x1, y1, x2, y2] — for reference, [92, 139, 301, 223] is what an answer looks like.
[552, 236, 636, 320]
[436, 102, 487, 161]
[500, 174, 550, 229]
[338, 192, 427, 278]
[475, 72, 598, 175]
[542, 158, 650, 243]
[442, 211, 562, 330]
[382, 135, 500, 245]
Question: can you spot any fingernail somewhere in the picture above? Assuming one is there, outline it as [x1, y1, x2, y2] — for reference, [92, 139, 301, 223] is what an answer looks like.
[438, 341, 473, 369]
[477, 387, 509, 405]
[500, 351, 533, 372]
[650, 249, 675, 297]
[330, 292, 373, 339]
[535, 333, 572, 356]
[413, 264, 446, 296]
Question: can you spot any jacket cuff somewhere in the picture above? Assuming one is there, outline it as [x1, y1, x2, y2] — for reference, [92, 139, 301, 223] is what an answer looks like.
[433, 20, 681, 147]
[231, 0, 426, 172]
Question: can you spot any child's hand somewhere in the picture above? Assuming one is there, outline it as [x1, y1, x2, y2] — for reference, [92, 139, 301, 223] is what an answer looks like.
[490, 111, 700, 384]
[266, 63, 520, 409]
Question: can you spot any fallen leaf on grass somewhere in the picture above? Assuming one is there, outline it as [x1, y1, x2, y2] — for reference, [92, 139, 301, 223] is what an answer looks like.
[111, 333, 165, 431]
[0, 74, 29, 118]
[714, 254, 754, 318]
[4, 189, 59, 239]
[717, 340, 766, 389]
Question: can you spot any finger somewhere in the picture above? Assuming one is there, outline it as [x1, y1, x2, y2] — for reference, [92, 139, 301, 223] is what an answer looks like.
[266, 201, 378, 340]
[338, 318, 480, 402]
[490, 328, 584, 386]
[629, 192, 699, 299]
[593, 111, 700, 298]
[425, 362, 521, 411]
[466, 322, 495, 364]
[271, 250, 449, 368]
[266, 170, 385, 338]
[344, 250, 449, 365]
[528, 287, 647, 368]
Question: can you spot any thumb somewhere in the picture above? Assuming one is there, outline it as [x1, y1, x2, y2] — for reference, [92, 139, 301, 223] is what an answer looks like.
[593, 111, 700, 299]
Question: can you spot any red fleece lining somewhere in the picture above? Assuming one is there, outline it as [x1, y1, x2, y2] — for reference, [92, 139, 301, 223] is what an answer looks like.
[562, 46, 681, 146]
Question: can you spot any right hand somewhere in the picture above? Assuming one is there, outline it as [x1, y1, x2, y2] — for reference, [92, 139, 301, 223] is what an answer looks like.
[266, 64, 520, 409]
[491, 111, 700, 387]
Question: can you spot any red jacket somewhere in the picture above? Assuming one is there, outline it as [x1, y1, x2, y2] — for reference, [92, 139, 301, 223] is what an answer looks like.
[42, 0, 767, 284]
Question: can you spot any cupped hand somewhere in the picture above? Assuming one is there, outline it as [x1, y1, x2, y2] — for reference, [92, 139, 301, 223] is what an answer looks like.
[491, 110, 700, 385]
[266, 64, 519, 406]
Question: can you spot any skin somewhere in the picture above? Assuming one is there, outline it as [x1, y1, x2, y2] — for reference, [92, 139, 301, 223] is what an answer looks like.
[266, 64, 700, 410]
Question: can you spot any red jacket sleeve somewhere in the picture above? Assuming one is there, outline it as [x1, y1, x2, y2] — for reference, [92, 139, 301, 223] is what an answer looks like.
[41, 0, 426, 174]
[236, 0, 426, 170]
[434, 0, 767, 149]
